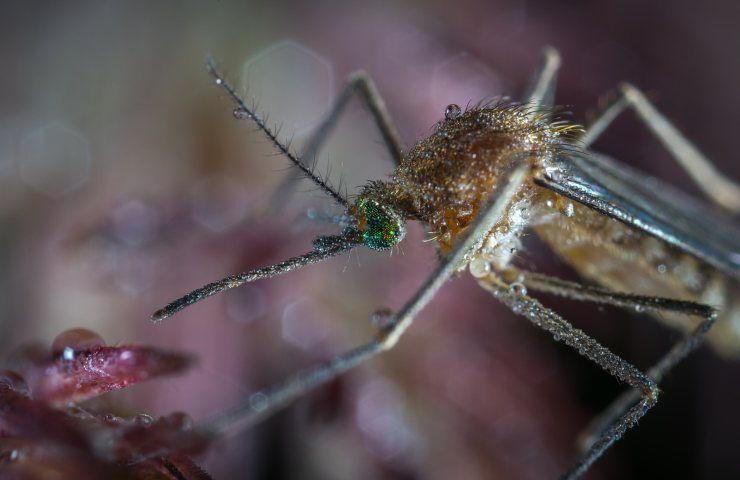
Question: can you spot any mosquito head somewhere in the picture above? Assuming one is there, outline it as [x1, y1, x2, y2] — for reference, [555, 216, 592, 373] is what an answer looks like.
[350, 196, 407, 251]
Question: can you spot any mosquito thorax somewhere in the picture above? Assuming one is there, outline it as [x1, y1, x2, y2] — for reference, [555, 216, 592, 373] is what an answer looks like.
[351, 196, 407, 251]
[392, 103, 580, 254]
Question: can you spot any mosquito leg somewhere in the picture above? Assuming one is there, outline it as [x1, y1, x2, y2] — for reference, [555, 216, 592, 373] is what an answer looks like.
[502, 268, 715, 321]
[268, 70, 404, 211]
[522, 46, 561, 109]
[199, 163, 529, 439]
[577, 307, 715, 454]
[503, 268, 718, 354]
[477, 272, 660, 480]
[580, 83, 740, 212]
[308, 70, 404, 166]
[501, 269, 718, 453]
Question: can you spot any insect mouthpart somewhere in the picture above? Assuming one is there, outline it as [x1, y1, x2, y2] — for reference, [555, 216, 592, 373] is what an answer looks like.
[354, 197, 406, 251]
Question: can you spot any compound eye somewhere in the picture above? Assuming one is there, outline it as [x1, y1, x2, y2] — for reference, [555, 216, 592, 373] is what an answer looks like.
[359, 200, 404, 251]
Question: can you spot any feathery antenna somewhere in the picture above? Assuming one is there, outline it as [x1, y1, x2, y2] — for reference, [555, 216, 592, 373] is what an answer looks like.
[205, 56, 349, 208]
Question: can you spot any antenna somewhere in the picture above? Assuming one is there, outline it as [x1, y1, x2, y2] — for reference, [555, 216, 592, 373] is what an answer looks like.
[205, 57, 349, 208]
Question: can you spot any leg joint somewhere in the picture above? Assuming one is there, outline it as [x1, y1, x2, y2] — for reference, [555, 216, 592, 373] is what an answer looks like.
[617, 81, 641, 100]
[640, 376, 660, 405]
[347, 69, 370, 82]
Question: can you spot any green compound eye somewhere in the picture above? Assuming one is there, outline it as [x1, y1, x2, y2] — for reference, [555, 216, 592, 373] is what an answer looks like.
[359, 199, 405, 251]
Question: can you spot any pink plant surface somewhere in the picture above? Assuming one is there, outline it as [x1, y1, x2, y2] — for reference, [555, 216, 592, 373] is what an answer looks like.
[0, 328, 211, 479]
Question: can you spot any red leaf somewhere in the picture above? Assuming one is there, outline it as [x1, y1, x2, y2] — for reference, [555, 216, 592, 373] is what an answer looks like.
[0, 383, 88, 448]
[21, 345, 194, 405]
[1, 332, 208, 477]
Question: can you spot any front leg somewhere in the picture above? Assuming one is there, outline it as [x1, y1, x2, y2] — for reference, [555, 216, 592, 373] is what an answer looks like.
[268, 70, 405, 212]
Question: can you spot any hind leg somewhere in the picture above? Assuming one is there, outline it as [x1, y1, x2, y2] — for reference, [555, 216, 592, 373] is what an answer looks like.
[501, 268, 718, 452]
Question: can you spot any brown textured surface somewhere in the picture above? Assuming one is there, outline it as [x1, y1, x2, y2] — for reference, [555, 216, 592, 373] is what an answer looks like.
[362, 104, 578, 253]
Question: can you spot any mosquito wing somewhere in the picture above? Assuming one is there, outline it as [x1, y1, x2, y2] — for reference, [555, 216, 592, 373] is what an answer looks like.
[535, 149, 740, 280]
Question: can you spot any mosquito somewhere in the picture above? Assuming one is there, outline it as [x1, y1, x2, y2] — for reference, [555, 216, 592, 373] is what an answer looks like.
[151, 47, 740, 479]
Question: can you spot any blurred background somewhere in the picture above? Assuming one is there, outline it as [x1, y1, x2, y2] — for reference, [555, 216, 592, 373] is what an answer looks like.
[1, 0, 739, 478]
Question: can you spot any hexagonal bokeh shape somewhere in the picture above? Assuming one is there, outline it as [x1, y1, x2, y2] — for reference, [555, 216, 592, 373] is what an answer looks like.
[190, 174, 249, 233]
[431, 53, 502, 108]
[19, 122, 91, 198]
[280, 297, 329, 351]
[242, 40, 333, 137]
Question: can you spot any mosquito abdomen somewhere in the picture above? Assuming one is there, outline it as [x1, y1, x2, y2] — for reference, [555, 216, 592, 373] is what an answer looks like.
[531, 186, 740, 356]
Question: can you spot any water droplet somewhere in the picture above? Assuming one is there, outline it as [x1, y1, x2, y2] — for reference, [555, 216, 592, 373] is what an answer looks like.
[371, 308, 395, 331]
[102, 413, 123, 425]
[51, 328, 105, 357]
[215, 77, 223, 85]
[469, 258, 491, 278]
[634, 304, 644, 313]
[544, 167, 563, 183]
[232, 107, 250, 119]
[546, 200, 555, 208]
[508, 282, 527, 297]
[134, 413, 154, 426]
[444, 103, 462, 120]
[63, 347, 75, 361]
[564, 202, 575, 218]
[553, 334, 561, 342]
[249, 392, 269, 412]
[657, 264, 667, 274]
[0, 449, 20, 462]
[0, 370, 29, 396]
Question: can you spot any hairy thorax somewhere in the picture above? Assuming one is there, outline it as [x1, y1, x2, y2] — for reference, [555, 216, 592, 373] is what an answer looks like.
[366, 104, 579, 258]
